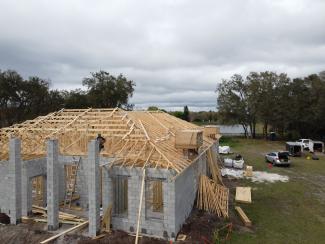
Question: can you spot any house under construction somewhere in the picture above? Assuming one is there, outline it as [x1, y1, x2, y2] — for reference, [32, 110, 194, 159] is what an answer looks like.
[0, 108, 225, 240]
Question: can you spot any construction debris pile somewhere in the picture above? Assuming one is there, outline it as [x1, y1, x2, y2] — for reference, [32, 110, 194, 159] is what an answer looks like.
[197, 148, 229, 218]
[23, 205, 86, 225]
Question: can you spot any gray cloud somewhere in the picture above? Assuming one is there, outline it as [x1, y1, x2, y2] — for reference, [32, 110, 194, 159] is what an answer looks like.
[0, 0, 324, 111]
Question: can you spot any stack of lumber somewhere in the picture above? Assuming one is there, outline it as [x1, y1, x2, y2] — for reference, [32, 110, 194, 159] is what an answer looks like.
[26, 205, 86, 225]
[197, 146, 229, 218]
[197, 174, 229, 218]
[207, 147, 223, 185]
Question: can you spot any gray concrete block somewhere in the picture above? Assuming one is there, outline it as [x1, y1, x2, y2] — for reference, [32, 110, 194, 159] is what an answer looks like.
[47, 139, 59, 230]
[88, 140, 100, 237]
[9, 138, 22, 224]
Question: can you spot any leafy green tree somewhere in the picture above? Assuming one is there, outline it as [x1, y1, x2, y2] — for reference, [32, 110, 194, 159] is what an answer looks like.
[170, 111, 184, 119]
[0, 70, 24, 126]
[62, 89, 90, 109]
[0, 70, 64, 127]
[147, 106, 159, 111]
[82, 71, 135, 108]
[217, 74, 251, 137]
[246, 71, 290, 138]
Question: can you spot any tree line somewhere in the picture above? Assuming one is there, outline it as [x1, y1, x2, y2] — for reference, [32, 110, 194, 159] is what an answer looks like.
[148, 105, 219, 124]
[217, 71, 325, 139]
[0, 69, 135, 127]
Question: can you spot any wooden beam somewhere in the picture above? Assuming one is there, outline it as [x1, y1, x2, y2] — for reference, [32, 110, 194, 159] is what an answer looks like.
[135, 169, 146, 244]
[40, 221, 89, 243]
[235, 206, 252, 227]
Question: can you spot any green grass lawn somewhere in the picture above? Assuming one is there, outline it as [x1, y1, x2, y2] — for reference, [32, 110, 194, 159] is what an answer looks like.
[220, 138, 325, 244]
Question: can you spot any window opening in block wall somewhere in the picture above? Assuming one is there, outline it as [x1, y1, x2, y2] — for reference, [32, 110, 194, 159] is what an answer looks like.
[113, 175, 128, 217]
[145, 178, 164, 220]
[32, 175, 44, 206]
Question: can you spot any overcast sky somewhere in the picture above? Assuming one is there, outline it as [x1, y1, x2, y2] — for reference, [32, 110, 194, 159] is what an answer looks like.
[0, 0, 324, 111]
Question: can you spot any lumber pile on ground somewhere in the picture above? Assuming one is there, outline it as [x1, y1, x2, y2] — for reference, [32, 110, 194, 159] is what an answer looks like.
[197, 174, 229, 218]
[197, 147, 229, 218]
[207, 147, 223, 185]
[30, 205, 86, 225]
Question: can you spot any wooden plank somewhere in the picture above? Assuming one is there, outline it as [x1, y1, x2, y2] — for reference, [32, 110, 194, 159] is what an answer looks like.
[244, 166, 253, 177]
[40, 221, 89, 243]
[135, 169, 146, 244]
[235, 187, 252, 203]
[101, 203, 112, 232]
[92, 233, 106, 240]
[235, 206, 252, 227]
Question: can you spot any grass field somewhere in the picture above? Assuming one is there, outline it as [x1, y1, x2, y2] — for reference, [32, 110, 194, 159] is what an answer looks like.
[220, 137, 325, 244]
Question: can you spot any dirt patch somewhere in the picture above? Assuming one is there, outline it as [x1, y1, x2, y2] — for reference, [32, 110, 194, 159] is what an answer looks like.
[0, 222, 52, 244]
[178, 209, 225, 243]
[175, 177, 253, 243]
[73, 230, 166, 244]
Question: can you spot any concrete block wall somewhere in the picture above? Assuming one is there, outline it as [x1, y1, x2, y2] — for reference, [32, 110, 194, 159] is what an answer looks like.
[102, 166, 178, 240]
[47, 139, 60, 230]
[21, 158, 47, 216]
[0, 157, 47, 217]
[0, 160, 10, 215]
[8, 138, 22, 224]
[87, 140, 100, 237]
[173, 151, 207, 234]
[58, 155, 88, 208]
[59, 155, 112, 209]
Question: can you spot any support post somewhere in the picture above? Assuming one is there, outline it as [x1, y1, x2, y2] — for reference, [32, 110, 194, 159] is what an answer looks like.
[47, 139, 59, 230]
[88, 140, 100, 237]
[9, 138, 22, 224]
[21, 175, 32, 216]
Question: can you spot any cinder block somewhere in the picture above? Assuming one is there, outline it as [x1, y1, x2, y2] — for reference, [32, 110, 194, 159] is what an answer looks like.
[47, 139, 59, 230]
[88, 140, 100, 237]
[9, 138, 22, 224]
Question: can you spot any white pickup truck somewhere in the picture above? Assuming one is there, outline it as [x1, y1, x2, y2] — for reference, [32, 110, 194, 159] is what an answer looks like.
[296, 139, 314, 152]
[296, 139, 325, 153]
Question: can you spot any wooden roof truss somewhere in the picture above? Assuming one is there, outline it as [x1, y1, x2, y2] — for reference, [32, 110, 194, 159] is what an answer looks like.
[0, 108, 214, 174]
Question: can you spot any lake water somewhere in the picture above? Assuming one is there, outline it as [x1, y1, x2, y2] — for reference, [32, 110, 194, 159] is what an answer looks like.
[217, 124, 245, 135]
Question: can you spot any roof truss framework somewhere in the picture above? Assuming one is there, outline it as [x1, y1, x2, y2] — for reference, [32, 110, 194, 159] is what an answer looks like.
[0, 108, 214, 174]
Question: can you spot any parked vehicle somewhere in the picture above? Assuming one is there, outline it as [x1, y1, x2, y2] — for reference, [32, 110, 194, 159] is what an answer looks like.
[296, 139, 324, 153]
[313, 141, 324, 153]
[286, 142, 302, 156]
[265, 151, 291, 166]
[296, 139, 313, 152]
